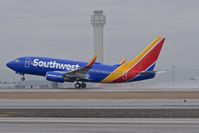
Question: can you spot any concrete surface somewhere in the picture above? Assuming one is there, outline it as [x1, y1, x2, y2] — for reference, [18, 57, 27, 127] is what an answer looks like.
[0, 91, 199, 99]
[0, 99, 198, 109]
[0, 118, 199, 133]
[1, 87, 199, 92]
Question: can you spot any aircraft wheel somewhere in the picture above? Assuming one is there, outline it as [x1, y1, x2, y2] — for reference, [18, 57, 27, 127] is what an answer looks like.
[21, 76, 25, 81]
[81, 82, 86, 88]
[75, 82, 81, 89]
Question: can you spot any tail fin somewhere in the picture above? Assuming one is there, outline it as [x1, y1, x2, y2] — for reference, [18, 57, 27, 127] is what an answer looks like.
[128, 36, 164, 69]
[101, 36, 165, 83]
[120, 36, 165, 82]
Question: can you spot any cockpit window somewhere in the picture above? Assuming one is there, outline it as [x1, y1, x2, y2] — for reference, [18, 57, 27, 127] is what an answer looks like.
[15, 59, 20, 63]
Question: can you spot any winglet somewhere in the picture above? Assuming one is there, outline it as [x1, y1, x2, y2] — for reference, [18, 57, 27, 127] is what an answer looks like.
[87, 55, 97, 68]
[120, 59, 126, 64]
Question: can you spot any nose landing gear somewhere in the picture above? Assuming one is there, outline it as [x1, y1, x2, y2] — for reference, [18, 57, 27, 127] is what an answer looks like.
[21, 76, 25, 81]
[75, 82, 87, 89]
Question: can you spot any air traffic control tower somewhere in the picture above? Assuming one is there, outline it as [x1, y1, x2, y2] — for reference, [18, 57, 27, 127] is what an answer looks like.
[91, 10, 106, 63]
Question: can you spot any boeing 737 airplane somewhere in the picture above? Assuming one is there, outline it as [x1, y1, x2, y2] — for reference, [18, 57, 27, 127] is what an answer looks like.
[6, 36, 165, 88]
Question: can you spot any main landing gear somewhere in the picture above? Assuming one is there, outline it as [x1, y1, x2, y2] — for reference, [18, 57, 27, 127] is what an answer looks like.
[75, 82, 86, 89]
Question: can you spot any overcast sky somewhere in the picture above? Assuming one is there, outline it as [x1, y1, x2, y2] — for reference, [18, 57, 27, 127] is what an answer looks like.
[1, 0, 199, 73]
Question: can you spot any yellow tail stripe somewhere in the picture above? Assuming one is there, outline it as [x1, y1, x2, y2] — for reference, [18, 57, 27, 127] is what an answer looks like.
[101, 36, 162, 83]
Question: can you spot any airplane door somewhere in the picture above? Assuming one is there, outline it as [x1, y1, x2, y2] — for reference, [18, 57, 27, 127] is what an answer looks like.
[25, 58, 31, 68]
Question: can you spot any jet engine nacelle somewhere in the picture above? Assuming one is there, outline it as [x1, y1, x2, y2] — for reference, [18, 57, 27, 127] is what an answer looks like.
[46, 71, 65, 83]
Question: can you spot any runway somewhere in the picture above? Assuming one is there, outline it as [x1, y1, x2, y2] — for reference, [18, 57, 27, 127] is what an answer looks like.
[0, 99, 198, 109]
[1, 87, 199, 92]
[0, 118, 199, 133]
[0, 88, 199, 118]
[0, 91, 199, 99]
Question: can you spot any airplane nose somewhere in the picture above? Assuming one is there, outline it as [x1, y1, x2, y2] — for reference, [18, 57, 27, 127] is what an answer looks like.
[6, 62, 11, 67]
[6, 61, 14, 69]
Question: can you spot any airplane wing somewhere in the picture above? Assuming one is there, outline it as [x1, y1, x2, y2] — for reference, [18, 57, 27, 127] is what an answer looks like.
[52, 55, 97, 81]
[46, 55, 97, 82]
[64, 55, 97, 79]
[139, 71, 165, 75]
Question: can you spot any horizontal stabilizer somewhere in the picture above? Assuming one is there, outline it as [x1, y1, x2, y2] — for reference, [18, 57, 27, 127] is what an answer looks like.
[139, 70, 165, 75]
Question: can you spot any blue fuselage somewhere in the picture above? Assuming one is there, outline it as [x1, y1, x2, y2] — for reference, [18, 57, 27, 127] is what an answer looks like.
[6, 56, 155, 83]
